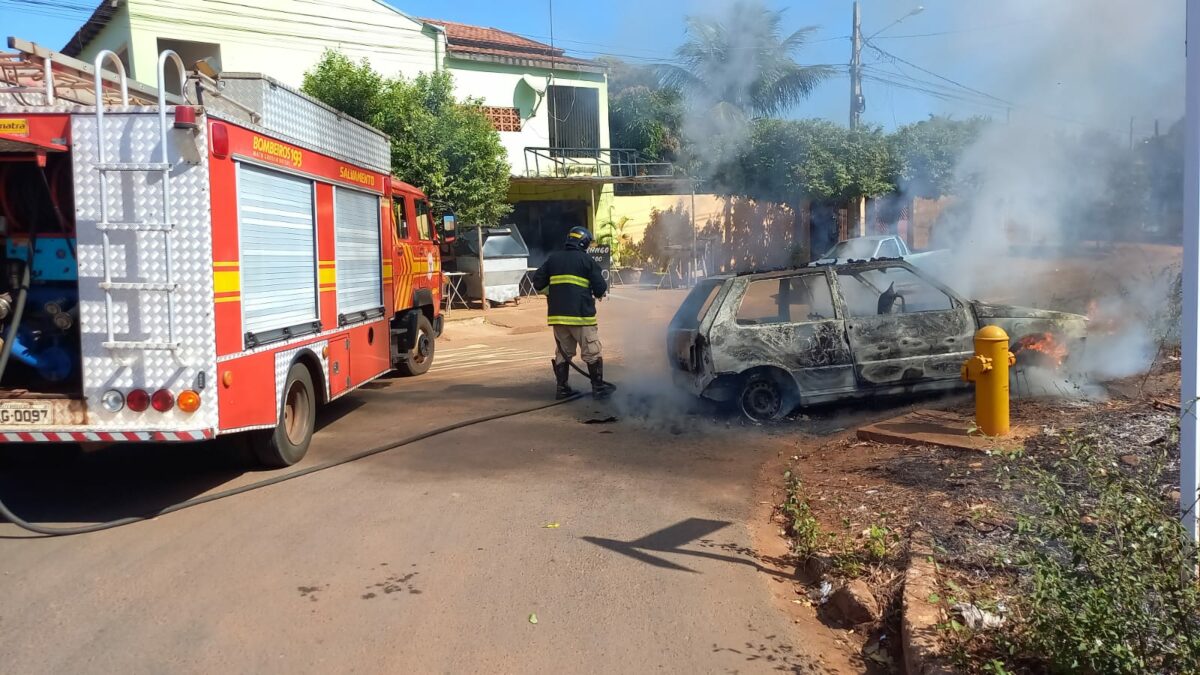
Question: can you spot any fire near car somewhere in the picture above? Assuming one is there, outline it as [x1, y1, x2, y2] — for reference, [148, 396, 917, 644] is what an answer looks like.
[668, 260, 1087, 421]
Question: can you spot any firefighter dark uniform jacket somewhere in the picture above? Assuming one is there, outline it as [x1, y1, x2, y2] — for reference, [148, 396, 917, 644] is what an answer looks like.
[531, 241, 608, 326]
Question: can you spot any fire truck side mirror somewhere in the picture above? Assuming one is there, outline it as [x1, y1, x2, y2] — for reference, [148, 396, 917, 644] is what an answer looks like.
[440, 214, 456, 243]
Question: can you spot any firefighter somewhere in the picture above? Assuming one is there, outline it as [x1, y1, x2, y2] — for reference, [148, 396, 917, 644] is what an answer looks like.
[531, 226, 615, 400]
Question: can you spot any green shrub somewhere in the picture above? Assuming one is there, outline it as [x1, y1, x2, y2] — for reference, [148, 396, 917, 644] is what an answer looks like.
[781, 472, 823, 558]
[1000, 435, 1200, 674]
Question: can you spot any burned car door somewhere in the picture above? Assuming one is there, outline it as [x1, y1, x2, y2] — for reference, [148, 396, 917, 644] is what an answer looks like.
[707, 271, 855, 397]
[833, 265, 975, 387]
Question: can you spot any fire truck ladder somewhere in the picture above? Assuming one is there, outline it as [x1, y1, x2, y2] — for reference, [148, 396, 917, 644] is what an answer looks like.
[0, 37, 173, 106]
[93, 49, 187, 351]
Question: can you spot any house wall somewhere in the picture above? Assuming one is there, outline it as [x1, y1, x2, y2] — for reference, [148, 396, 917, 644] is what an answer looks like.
[77, 0, 438, 87]
[446, 58, 609, 178]
[606, 194, 724, 245]
[74, 2, 134, 72]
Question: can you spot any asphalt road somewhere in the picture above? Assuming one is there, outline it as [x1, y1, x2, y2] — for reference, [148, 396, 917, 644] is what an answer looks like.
[0, 289, 834, 674]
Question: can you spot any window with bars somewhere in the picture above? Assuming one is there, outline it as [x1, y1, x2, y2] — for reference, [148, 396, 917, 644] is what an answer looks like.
[481, 106, 522, 132]
[547, 85, 600, 157]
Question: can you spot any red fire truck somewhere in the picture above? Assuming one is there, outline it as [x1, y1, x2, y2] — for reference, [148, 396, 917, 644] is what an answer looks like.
[0, 38, 445, 466]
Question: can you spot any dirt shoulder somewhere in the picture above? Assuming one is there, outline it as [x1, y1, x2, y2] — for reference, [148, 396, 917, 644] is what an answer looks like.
[755, 354, 1183, 673]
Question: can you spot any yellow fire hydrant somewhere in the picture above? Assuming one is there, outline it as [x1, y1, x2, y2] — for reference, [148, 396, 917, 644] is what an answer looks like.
[960, 325, 1016, 436]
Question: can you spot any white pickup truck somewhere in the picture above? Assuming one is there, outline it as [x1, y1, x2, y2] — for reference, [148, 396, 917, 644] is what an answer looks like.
[812, 235, 948, 269]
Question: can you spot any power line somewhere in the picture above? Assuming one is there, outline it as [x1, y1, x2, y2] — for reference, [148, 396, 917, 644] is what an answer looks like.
[4, 0, 849, 68]
[864, 41, 1013, 106]
[870, 19, 1039, 41]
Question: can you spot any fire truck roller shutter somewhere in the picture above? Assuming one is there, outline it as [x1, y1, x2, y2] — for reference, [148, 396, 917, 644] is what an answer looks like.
[237, 164, 319, 335]
[334, 186, 383, 317]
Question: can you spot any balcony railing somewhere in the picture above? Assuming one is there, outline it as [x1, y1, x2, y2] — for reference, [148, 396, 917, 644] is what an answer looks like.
[522, 147, 675, 181]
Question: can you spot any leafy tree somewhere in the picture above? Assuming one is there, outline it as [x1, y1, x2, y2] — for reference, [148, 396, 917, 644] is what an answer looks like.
[734, 119, 894, 204]
[888, 115, 989, 198]
[302, 50, 511, 225]
[1144, 119, 1183, 239]
[599, 58, 684, 165]
[609, 85, 683, 163]
[658, 1, 834, 121]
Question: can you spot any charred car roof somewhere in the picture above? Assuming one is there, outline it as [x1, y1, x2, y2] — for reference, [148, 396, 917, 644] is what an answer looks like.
[733, 257, 910, 279]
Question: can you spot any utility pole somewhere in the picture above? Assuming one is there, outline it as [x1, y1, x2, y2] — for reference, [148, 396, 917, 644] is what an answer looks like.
[1182, 0, 1199, 550]
[848, 1, 865, 237]
[849, 1, 863, 130]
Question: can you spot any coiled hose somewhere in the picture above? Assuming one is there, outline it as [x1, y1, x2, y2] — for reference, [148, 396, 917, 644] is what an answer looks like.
[0, 393, 583, 537]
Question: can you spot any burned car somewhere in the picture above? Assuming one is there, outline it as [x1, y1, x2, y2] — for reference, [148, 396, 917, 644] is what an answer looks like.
[668, 260, 1087, 421]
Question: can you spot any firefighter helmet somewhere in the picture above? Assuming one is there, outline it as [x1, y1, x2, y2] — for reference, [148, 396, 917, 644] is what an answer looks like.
[567, 226, 593, 248]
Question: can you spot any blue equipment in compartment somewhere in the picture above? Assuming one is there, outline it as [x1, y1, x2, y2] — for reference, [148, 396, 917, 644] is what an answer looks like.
[1, 282, 79, 382]
[5, 238, 77, 281]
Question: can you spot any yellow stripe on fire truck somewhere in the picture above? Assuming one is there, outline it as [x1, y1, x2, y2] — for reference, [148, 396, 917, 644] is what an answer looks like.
[213, 261, 240, 303]
[318, 261, 336, 291]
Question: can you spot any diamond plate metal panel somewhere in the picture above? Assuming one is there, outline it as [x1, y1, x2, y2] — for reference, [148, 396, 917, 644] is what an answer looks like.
[71, 112, 218, 432]
[207, 74, 390, 175]
[274, 342, 330, 419]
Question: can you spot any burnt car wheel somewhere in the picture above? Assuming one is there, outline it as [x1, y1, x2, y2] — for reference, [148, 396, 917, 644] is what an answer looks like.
[739, 373, 789, 422]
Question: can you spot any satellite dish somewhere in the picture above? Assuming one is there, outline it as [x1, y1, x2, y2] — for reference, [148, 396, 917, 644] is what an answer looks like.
[520, 73, 547, 95]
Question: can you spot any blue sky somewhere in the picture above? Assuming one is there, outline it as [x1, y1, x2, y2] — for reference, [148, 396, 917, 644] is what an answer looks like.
[0, 0, 1185, 134]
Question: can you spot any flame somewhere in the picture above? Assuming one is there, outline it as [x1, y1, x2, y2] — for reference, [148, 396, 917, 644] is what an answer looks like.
[1015, 332, 1069, 369]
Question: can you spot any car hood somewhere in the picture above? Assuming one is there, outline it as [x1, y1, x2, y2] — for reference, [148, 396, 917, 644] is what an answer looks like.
[970, 301, 1087, 323]
[971, 301, 1088, 342]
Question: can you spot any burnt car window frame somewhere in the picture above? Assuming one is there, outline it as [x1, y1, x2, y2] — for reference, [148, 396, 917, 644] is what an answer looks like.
[834, 265, 959, 317]
[734, 271, 839, 326]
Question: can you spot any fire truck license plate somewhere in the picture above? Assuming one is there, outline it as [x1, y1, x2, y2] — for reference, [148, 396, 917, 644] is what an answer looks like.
[0, 403, 50, 425]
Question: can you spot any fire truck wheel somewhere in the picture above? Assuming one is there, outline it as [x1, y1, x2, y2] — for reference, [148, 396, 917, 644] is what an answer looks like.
[396, 314, 435, 377]
[255, 363, 316, 467]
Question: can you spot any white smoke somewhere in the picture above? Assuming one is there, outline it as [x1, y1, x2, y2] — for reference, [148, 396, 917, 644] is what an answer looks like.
[927, 0, 1184, 388]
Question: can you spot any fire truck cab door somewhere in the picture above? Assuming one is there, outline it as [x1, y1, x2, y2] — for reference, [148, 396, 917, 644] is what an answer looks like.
[410, 199, 440, 302]
[390, 194, 412, 308]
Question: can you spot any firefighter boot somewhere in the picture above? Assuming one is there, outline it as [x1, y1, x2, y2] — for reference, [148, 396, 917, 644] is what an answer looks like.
[588, 358, 616, 400]
[553, 360, 576, 400]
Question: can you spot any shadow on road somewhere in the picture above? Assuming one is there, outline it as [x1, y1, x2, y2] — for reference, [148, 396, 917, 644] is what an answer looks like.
[582, 517, 794, 578]
[0, 396, 365, 527]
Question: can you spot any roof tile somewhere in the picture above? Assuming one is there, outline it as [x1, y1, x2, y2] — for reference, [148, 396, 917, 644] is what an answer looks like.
[422, 18, 597, 66]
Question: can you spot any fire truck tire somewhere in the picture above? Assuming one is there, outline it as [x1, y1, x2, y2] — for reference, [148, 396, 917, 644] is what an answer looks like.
[255, 363, 316, 467]
[396, 314, 435, 377]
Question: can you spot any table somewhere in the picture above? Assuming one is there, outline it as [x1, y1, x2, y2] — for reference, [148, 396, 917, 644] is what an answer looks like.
[443, 271, 469, 316]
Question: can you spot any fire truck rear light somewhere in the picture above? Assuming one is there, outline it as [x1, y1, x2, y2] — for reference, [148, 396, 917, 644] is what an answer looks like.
[126, 389, 150, 412]
[177, 390, 201, 413]
[211, 122, 229, 159]
[151, 389, 175, 412]
[100, 389, 124, 413]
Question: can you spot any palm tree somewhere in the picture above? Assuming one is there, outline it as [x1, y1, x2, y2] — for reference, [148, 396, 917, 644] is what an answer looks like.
[658, 1, 834, 121]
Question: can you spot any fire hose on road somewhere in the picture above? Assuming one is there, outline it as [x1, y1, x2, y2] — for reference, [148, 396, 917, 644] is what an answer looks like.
[0, 393, 585, 537]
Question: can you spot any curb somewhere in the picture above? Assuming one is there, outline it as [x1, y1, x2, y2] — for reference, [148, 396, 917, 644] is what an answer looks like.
[902, 531, 955, 675]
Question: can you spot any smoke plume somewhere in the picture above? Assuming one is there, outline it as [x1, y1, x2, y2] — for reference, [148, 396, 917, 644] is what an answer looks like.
[922, 0, 1184, 387]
